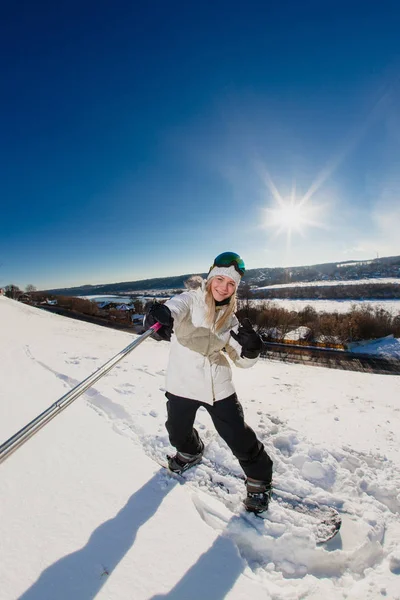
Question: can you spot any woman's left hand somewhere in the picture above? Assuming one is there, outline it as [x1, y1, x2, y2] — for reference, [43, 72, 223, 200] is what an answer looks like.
[230, 318, 263, 359]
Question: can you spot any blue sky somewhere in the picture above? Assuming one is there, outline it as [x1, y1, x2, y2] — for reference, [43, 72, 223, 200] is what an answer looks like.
[1, 1, 400, 290]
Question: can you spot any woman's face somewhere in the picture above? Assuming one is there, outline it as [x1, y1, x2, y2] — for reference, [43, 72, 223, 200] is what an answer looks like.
[210, 275, 236, 302]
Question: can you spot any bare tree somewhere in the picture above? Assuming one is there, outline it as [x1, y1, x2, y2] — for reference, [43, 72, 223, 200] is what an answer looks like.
[237, 281, 253, 319]
[5, 284, 21, 299]
[25, 284, 37, 293]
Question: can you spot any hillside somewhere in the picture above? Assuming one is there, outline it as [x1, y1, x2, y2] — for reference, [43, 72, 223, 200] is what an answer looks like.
[1, 296, 400, 599]
[43, 255, 400, 296]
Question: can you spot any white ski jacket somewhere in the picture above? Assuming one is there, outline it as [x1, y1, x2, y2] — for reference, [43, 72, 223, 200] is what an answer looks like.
[164, 281, 258, 405]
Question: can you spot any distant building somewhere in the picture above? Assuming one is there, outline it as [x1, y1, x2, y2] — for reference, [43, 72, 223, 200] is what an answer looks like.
[97, 301, 112, 309]
[131, 314, 144, 324]
[284, 326, 312, 342]
[116, 304, 131, 311]
[17, 293, 31, 304]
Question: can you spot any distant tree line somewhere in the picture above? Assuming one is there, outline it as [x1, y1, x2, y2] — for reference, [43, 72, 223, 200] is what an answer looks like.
[4, 284, 36, 298]
[29, 292, 155, 328]
[237, 301, 400, 345]
[246, 255, 400, 287]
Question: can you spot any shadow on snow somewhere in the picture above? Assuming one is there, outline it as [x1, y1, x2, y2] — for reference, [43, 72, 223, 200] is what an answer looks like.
[19, 470, 248, 600]
[149, 530, 246, 600]
[19, 471, 176, 600]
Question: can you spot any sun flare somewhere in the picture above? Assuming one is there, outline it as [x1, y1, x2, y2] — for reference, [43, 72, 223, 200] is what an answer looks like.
[261, 173, 326, 244]
[269, 201, 308, 232]
[266, 197, 323, 242]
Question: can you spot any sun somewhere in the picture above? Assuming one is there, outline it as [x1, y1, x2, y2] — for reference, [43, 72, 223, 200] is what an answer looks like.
[261, 174, 326, 244]
[266, 196, 323, 243]
[268, 200, 309, 233]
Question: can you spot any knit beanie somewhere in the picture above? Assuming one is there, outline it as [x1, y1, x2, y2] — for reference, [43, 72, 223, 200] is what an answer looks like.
[206, 265, 242, 288]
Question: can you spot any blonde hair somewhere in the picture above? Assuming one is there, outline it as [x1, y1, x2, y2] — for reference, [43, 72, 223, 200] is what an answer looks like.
[205, 279, 237, 331]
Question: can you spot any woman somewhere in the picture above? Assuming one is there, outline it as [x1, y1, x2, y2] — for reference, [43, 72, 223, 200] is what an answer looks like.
[145, 252, 273, 513]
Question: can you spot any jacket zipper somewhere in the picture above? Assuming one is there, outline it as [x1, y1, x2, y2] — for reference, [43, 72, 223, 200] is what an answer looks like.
[209, 310, 220, 402]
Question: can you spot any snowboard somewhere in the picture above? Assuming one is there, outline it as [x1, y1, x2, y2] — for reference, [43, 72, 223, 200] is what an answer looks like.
[154, 455, 342, 544]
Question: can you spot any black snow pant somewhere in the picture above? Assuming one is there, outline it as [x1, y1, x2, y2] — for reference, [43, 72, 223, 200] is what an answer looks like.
[165, 392, 273, 483]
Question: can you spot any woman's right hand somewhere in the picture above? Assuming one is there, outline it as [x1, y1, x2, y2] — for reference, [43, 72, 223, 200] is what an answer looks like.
[144, 303, 174, 341]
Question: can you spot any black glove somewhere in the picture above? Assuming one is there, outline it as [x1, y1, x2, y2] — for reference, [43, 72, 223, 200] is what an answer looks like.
[144, 302, 174, 341]
[230, 318, 263, 359]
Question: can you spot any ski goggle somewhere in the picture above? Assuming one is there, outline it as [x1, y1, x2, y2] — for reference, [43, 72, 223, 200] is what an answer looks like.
[210, 252, 246, 276]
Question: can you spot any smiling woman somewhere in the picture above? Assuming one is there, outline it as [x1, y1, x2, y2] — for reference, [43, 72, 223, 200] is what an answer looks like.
[143, 251, 273, 514]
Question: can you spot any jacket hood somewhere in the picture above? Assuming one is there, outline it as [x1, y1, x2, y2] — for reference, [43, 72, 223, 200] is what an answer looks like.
[184, 275, 205, 290]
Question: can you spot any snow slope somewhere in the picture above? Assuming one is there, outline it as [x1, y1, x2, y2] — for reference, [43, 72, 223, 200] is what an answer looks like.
[1, 296, 400, 600]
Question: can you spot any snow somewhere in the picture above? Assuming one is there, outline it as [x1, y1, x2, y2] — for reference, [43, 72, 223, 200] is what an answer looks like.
[82, 295, 136, 303]
[82, 294, 171, 303]
[348, 336, 400, 359]
[258, 277, 400, 290]
[251, 298, 400, 315]
[1, 295, 400, 599]
[283, 326, 311, 341]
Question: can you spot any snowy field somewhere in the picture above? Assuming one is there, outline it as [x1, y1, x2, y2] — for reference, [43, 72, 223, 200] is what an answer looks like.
[82, 294, 170, 303]
[258, 278, 400, 290]
[1, 296, 400, 600]
[250, 298, 400, 315]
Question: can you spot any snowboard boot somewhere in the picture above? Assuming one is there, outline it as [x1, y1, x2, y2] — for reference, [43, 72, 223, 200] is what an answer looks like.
[167, 440, 205, 474]
[243, 478, 272, 513]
